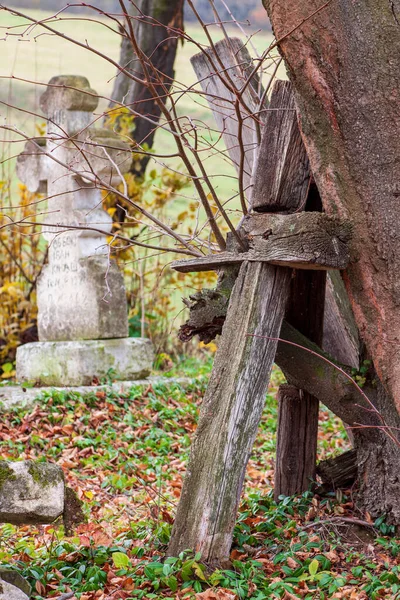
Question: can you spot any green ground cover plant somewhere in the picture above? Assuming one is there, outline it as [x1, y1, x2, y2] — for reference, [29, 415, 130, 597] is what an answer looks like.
[0, 363, 398, 599]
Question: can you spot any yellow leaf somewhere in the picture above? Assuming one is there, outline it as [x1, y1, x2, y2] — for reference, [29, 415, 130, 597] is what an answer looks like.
[193, 562, 207, 582]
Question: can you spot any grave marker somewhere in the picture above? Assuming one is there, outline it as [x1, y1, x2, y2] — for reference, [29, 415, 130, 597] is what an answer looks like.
[16, 76, 154, 386]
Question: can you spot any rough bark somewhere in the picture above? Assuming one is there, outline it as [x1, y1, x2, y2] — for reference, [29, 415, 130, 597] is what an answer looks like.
[110, 0, 183, 178]
[263, 0, 400, 519]
[263, 0, 400, 412]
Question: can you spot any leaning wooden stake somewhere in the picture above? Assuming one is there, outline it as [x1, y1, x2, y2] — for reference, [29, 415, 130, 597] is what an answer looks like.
[191, 37, 265, 193]
[168, 80, 311, 564]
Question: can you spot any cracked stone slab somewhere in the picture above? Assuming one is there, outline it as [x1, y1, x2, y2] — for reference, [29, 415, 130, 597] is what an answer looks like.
[16, 337, 154, 386]
[0, 579, 29, 600]
[0, 569, 31, 597]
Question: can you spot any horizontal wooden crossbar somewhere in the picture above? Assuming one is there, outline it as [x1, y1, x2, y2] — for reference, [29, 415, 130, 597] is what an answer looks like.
[171, 212, 352, 273]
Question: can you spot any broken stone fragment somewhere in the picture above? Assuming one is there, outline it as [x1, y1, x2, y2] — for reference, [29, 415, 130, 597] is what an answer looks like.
[0, 569, 31, 597]
[0, 579, 29, 600]
[0, 461, 64, 525]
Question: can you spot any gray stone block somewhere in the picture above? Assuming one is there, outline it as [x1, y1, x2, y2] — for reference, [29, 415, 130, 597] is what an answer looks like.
[16, 338, 154, 386]
[0, 579, 29, 600]
[0, 569, 31, 597]
[0, 461, 64, 525]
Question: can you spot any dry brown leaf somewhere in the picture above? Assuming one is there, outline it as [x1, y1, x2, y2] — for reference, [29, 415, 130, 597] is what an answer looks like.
[195, 588, 237, 600]
[286, 556, 298, 569]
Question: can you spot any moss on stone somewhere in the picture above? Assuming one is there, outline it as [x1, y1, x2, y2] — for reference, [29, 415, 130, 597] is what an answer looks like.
[27, 461, 64, 488]
[0, 462, 16, 491]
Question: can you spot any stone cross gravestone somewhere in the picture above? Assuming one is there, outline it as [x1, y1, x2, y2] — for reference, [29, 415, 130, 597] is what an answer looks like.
[15, 75, 154, 386]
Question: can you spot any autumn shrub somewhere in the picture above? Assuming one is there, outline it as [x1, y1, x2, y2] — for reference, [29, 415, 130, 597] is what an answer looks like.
[0, 181, 45, 377]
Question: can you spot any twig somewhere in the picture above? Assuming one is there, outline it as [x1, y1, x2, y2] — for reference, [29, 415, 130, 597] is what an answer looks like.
[301, 516, 376, 530]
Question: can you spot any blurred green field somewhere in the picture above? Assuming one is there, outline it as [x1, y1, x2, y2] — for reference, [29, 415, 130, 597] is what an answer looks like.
[0, 6, 285, 207]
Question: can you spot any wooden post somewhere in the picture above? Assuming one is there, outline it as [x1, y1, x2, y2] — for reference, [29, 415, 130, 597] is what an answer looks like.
[274, 185, 326, 499]
[168, 80, 310, 565]
[275, 384, 320, 496]
[191, 37, 264, 195]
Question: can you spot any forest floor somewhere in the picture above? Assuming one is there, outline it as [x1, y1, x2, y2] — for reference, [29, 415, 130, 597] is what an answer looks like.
[0, 360, 399, 600]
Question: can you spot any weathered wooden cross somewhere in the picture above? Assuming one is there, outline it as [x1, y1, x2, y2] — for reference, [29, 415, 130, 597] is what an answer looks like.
[167, 41, 353, 564]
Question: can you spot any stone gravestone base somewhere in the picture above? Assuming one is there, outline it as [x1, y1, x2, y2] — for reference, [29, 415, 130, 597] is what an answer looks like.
[17, 338, 154, 386]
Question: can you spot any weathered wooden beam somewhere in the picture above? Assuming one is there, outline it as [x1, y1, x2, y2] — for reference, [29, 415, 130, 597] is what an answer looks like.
[274, 184, 326, 500]
[191, 37, 264, 193]
[171, 212, 352, 273]
[316, 449, 358, 493]
[171, 252, 241, 273]
[168, 79, 310, 565]
[251, 80, 310, 212]
[247, 212, 351, 269]
[323, 270, 360, 369]
[168, 262, 292, 564]
[274, 384, 320, 498]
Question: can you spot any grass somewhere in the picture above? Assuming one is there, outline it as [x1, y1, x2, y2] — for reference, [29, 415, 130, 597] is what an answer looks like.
[1, 362, 399, 599]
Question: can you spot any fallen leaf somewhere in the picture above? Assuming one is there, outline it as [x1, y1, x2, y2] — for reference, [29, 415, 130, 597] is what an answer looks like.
[195, 588, 237, 600]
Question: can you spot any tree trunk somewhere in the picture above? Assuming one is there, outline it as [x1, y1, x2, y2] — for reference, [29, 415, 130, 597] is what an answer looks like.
[263, 0, 400, 520]
[110, 0, 183, 178]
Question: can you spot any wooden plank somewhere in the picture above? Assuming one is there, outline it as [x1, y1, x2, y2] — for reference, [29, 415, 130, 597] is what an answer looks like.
[191, 38, 263, 194]
[323, 271, 360, 369]
[274, 384, 320, 498]
[168, 79, 311, 565]
[252, 80, 310, 212]
[170, 212, 352, 272]
[168, 262, 292, 564]
[171, 252, 242, 273]
[274, 185, 326, 499]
